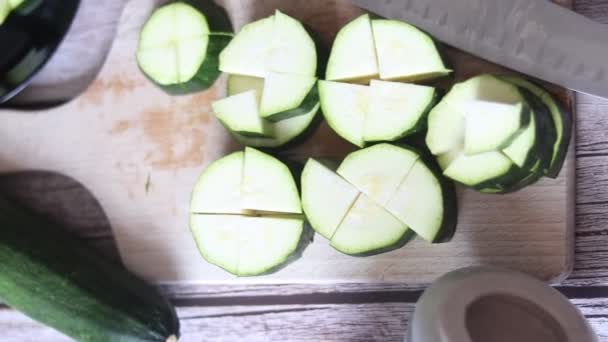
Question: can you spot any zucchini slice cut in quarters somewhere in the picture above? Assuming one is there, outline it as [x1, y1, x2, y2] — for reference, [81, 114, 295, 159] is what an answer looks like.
[137, 1, 233, 94]
[321, 14, 445, 146]
[226, 75, 320, 149]
[319, 79, 437, 147]
[301, 144, 457, 253]
[426, 74, 554, 192]
[500, 75, 572, 178]
[214, 11, 321, 143]
[189, 148, 308, 276]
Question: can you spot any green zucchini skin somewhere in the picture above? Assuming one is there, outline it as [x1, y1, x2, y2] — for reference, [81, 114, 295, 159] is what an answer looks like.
[0, 198, 179, 342]
[138, 0, 234, 95]
[341, 229, 415, 257]
[264, 84, 319, 122]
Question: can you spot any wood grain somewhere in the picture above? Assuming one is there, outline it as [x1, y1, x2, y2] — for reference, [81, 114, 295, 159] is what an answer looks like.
[2, 298, 608, 341]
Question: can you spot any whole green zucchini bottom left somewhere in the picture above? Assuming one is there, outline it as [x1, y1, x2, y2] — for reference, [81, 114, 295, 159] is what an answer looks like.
[0, 197, 179, 342]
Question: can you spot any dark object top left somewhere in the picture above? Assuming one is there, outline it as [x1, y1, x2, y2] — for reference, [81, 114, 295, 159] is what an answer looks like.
[0, 0, 80, 104]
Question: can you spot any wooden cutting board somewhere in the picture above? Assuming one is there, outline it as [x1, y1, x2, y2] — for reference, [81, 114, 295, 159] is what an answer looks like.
[0, 0, 575, 284]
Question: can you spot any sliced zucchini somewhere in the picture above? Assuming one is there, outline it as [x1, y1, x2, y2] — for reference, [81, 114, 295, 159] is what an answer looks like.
[442, 148, 518, 188]
[219, 17, 273, 77]
[268, 10, 317, 75]
[326, 14, 378, 82]
[502, 113, 537, 168]
[189, 148, 308, 276]
[301, 159, 359, 240]
[318, 80, 369, 147]
[219, 10, 317, 77]
[371, 19, 450, 81]
[425, 74, 550, 192]
[241, 147, 301, 214]
[212, 90, 271, 137]
[426, 100, 466, 155]
[226, 75, 320, 148]
[385, 159, 456, 242]
[260, 72, 318, 121]
[330, 193, 410, 255]
[190, 151, 245, 215]
[463, 101, 529, 155]
[500, 76, 572, 178]
[137, 2, 232, 94]
[337, 144, 418, 206]
[364, 80, 437, 142]
[190, 215, 305, 276]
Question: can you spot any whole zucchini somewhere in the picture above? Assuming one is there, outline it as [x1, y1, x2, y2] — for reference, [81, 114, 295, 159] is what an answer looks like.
[0, 197, 179, 341]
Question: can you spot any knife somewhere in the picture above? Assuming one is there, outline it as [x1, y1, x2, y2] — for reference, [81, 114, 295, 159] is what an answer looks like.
[352, 0, 608, 99]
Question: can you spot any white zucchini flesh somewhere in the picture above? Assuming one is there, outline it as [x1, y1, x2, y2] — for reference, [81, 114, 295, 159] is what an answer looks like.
[337, 144, 418, 206]
[212, 91, 271, 137]
[219, 11, 317, 78]
[443, 148, 514, 186]
[190, 151, 246, 215]
[385, 160, 444, 242]
[226, 75, 319, 148]
[219, 17, 273, 77]
[318, 80, 369, 147]
[190, 215, 304, 276]
[463, 101, 527, 155]
[301, 159, 359, 240]
[330, 193, 409, 255]
[268, 10, 317, 76]
[364, 80, 435, 141]
[502, 114, 537, 168]
[371, 19, 450, 81]
[241, 147, 302, 214]
[325, 14, 379, 82]
[426, 100, 466, 155]
[260, 72, 317, 119]
[137, 2, 211, 84]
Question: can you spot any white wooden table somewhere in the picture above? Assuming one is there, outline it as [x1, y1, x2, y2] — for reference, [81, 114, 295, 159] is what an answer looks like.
[2, 0, 608, 340]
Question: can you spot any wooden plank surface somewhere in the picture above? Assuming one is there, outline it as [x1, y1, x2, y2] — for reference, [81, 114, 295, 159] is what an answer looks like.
[0, 0, 576, 285]
[3, 0, 608, 340]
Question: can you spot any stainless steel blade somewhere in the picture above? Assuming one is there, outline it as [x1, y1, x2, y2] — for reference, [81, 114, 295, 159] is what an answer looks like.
[352, 0, 608, 99]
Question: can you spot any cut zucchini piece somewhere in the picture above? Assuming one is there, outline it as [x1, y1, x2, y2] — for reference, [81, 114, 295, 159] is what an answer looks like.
[318, 80, 369, 147]
[337, 144, 418, 206]
[219, 11, 317, 77]
[385, 160, 456, 242]
[500, 76, 572, 178]
[330, 193, 410, 255]
[190, 215, 305, 276]
[212, 90, 271, 137]
[301, 159, 359, 239]
[227, 75, 320, 148]
[371, 19, 450, 81]
[463, 101, 529, 155]
[137, 2, 232, 94]
[219, 17, 274, 77]
[502, 113, 537, 168]
[442, 148, 516, 188]
[260, 72, 318, 121]
[268, 10, 317, 75]
[364, 80, 437, 141]
[426, 100, 466, 155]
[242, 147, 301, 214]
[326, 14, 379, 82]
[190, 151, 245, 214]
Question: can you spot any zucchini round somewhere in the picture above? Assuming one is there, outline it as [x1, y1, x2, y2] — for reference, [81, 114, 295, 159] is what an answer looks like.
[0, 197, 179, 342]
[320, 14, 444, 146]
[136, 1, 233, 94]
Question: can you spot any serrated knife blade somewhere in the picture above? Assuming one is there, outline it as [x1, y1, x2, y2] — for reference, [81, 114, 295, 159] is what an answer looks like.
[352, 0, 608, 99]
